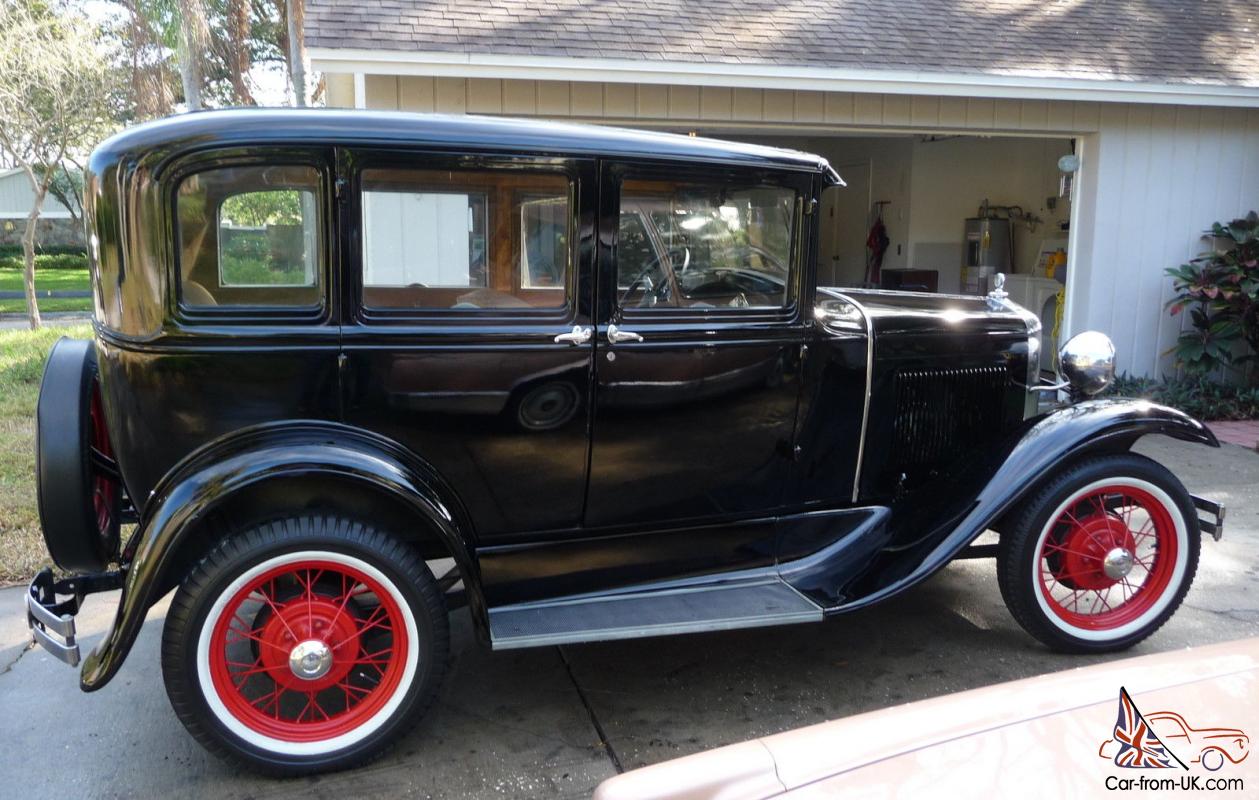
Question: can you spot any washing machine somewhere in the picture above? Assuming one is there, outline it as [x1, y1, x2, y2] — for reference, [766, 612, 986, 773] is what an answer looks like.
[1004, 274, 1063, 374]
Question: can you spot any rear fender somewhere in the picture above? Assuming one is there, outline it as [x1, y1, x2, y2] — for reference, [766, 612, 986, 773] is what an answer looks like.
[79, 421, 479, 691]
[830, 398, 1218, 611]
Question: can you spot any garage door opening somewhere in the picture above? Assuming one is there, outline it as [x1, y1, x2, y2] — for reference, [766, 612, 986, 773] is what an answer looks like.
[744, 132, 1077, 375]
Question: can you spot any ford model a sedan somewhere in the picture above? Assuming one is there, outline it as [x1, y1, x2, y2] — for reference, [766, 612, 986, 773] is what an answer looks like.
[28, 110, 1225, 774]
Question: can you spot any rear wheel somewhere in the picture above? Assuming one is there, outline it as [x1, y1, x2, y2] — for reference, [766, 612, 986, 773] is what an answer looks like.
[998, 453, 1199, 653]
[161, 516, 449, 775]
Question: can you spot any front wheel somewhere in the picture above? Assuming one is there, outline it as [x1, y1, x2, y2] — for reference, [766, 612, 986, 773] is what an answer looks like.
[998, 453, 1200, 653]
[161, 516, 449, 775]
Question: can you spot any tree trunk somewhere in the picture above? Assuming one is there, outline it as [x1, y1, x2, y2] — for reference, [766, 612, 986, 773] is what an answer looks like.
[21, 191, 43, 330]
[286, 0, 308, 107]
[227, 0, 254, 105]
[178, 0, 209, 109]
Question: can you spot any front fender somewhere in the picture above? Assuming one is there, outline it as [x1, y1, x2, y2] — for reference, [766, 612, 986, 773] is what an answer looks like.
[833, 398, 1218, 611]
[79, 421, 479, 691]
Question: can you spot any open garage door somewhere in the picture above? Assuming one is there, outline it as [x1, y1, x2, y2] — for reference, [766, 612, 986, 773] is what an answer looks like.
[740, 132, 1076, 376]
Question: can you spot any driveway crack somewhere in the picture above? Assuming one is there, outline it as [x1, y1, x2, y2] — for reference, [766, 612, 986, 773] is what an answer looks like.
[0, 640, 34, 676]
[557, 646, 624, 774]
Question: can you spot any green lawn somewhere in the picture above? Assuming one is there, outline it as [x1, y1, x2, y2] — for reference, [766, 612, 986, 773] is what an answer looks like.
[0, 325, 92, 583]
[0, 266, 91, 314]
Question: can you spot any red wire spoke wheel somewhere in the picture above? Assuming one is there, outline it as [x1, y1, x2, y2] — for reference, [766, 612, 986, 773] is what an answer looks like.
[165, 518, 449, 774]
[998, 454, 1199, 653]
[88, 380, 119, 538]
[188, 544, 428, 755]
[203, 554, 413, 748]
[1035, 482, 1180, 633]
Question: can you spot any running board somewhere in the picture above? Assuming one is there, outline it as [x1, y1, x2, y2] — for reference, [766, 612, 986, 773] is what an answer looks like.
[488, 578, 823, 649]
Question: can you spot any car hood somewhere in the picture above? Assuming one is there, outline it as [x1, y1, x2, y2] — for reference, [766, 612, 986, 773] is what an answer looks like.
[818, 287, 1032, 337]
[594, 637, 1259, 800]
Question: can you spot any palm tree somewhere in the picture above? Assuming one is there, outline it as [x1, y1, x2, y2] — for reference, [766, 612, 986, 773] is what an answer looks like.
[176, 0, 209, 108]
[284, 0, 308, 106]
[225, 0, 254, 105]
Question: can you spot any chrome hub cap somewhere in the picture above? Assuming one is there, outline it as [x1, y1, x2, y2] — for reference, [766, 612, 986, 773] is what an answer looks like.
[1102, 547, 1135, 580]
[288, 639, 333, 681]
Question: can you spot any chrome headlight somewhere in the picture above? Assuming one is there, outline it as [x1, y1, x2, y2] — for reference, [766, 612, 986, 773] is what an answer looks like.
[1059, 331, 1116, 396]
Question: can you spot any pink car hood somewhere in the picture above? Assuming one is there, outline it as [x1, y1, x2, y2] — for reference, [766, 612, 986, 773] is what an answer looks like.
[595, 638, 1259, 799]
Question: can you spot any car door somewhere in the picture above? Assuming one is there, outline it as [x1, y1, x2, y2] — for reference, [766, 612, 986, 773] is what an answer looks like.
[337, 148, 597, 539]
[584, 160, 812, 530]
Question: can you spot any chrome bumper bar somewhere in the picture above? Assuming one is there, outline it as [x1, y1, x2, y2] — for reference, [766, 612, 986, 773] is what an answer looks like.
[1192, 495, 1226, 542]
[25, 568, 123, 667]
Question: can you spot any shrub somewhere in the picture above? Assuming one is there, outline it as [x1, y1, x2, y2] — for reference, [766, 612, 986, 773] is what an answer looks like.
[0, 243, 86, 259]
[1165, 212, 1259, 377]
[1107, 374, 1259, 420]
[0, 253, 88, 270]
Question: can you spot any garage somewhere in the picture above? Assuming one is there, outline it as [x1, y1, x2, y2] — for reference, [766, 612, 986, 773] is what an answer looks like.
[308, 2, 1259, 377]
[732, 131, 1077, 374]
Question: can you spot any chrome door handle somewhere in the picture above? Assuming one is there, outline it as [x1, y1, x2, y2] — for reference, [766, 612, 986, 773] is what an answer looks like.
[606, 323, 644, 344]
[554, 325, 593, 345]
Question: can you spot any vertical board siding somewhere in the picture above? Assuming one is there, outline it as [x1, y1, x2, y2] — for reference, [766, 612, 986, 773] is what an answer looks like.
[364, 75, 399, 110]
[341, 73, 1259, 377]
[1078, 105, 1259, 376]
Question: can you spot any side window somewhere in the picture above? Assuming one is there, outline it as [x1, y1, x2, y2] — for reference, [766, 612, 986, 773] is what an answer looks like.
[176, 165, 322, 308]
[360, 168, 572, 310]
[616, 178, 797, 312]
[616, 211, 656, 290]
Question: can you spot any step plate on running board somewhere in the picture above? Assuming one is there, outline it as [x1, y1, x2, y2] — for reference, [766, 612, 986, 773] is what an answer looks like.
[489, 578, 822, 649]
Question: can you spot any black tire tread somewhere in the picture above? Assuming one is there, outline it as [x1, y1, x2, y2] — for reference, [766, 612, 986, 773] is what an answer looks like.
[160, 514, 449, 776]
[997, 452, 1200, 654]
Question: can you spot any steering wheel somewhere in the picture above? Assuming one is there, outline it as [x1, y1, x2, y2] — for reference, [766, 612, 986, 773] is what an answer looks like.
[618, 264, 662, 308]
[672, 245, 691, 273]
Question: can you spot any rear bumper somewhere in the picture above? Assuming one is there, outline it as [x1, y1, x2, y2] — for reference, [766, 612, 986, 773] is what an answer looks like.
[1192, 495, 1226, 541]
[25, 568, 123, 668]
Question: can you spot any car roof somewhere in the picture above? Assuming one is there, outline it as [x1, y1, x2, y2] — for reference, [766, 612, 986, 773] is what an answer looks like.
[90, 108, 842, 183]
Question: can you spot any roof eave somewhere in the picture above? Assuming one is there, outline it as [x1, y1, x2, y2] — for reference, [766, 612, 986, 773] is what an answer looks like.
[310, 47, 1259, 110]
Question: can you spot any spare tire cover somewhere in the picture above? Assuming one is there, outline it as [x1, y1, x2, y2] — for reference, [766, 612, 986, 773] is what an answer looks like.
[36, 337, 121, 572]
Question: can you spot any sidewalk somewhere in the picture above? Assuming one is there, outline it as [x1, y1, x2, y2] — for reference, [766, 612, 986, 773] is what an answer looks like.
[0, 312, 91, 330]
[1208, 419, 1259, 450]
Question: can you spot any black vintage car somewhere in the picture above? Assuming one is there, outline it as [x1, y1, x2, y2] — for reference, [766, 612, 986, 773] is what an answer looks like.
[27, 110, 1225, 775]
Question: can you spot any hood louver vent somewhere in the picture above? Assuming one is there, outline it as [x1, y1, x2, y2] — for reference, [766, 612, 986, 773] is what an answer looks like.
[892, 366, 1013, 471]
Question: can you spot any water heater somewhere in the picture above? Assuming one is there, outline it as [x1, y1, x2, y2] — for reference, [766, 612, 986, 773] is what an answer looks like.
[964, 217, 1012, 269]
[962, 217, 1013, 294]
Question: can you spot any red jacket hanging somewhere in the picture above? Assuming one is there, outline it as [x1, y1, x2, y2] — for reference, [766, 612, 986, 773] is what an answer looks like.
[865, 215, 890, 285]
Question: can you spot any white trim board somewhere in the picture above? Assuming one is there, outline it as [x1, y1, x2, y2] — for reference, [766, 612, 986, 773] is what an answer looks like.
[311, 49, 1259, 109]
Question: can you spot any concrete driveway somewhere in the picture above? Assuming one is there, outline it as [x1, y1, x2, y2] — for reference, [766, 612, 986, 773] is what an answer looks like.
[2, 436, 1257, 799]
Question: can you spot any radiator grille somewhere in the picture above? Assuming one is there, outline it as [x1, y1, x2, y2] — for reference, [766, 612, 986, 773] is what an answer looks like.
[892, 366, 1013, 470]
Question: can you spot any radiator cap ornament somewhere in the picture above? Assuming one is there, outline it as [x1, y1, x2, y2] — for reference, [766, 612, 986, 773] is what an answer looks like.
[986, 272, 1008, 310]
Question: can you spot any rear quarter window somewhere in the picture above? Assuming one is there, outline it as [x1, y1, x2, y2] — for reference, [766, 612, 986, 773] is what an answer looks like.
[175, 164, 323, 310]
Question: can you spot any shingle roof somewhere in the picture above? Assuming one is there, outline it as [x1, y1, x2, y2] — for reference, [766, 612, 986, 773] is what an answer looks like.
[305, 0, 1259, 88]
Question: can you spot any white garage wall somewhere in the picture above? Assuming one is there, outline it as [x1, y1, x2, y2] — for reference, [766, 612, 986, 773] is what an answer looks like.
[907, 136, 1073, 290]
[1071, 106, 1259, 378]
[362, 190, 474, 287]
[331, 74, 1259, 378]
[781, 134, 1073, 293]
